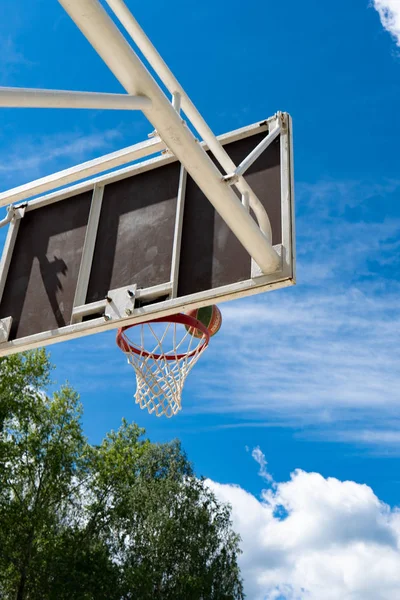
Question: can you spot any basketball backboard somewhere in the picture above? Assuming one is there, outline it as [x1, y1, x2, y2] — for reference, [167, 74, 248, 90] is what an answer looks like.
[0, 113, 295, 357]
[0, 0, 296, 363]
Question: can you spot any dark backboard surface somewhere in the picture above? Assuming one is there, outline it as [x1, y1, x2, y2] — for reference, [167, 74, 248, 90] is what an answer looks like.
[179, 132, 281, 297]
[0, 192, 92, 340]
[87, 161, 180, 304]
[0, 121, 290, 346]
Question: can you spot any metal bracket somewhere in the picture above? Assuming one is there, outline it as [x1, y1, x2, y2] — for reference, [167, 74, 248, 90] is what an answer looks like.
[0, 204, 26, 229]
[13, 205, 26, 220]
[103, 285, 137, 321]
[278, 111, 288, 132]
[251, 244, 284, 278]
[71, 281, 172, 323]
[0, 317, 12, 344]
[148, 93, 182, 140]
[223, 173, 239, 186]
[222, 123, 281, 184]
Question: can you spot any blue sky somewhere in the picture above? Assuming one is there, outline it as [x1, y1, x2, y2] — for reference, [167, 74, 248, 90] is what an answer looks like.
[1, 0, 400, 597]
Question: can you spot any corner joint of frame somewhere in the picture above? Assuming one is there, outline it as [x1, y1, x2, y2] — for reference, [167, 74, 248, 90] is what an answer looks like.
[277, 112, 288, 132]
[251, 244, 285, 278]
[12, 204, 27, 221]
[0, 317, 12, 344]
[222, 173, 239, 186]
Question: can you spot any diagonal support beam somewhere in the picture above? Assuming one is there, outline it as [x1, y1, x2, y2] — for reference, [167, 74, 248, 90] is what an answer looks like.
[104, 0, 273, 242]
[0, 87, 152, 111]
[223, 125, 282, 184]
[58, 0, 280, 275]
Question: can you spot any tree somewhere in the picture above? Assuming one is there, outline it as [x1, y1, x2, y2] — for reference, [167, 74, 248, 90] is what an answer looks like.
[0, 350, 244, 599]
[0, 350, 113, 599]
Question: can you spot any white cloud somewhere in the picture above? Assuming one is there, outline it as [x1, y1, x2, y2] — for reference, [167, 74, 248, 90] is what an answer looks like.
[0, 129, 122, 184]
[191, 285, 400, 434]
[251, 446, 274, 483]
[317, 429, 400, 455]
[373, 0, 400, 46]
[0, 37, 33, 82]
[207, 448, 400, 600]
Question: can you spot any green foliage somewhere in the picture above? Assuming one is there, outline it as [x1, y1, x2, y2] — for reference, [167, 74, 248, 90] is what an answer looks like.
[0, 350, 244, 599]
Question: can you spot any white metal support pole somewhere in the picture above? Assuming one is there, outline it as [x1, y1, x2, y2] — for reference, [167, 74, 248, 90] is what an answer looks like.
[73, 299, 106, 321]
[170, 165, 187, 298]
[234, 125, 281, 178]
[58, 0, 280, 274]
[103, 0, 273, 241]
[0, 206, 18, 229]
[0, 209, 26, 306]
[72, 184, 104, 322]
[0, 87, 152, 111]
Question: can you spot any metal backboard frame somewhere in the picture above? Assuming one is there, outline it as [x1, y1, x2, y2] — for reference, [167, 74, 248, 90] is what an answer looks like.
[0, 114, 295, 356]
[0, 0, 296, 358]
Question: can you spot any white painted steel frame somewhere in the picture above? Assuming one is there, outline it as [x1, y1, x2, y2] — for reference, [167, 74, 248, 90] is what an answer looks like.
[0, 119, 295, 356]
[72, 282, 174, 322]
[72, 184, 104, 322]
[170, 166, 187, 299]
[0, 267, 293, 358]
[280, 115, 295, 278]
[0, 219, 22, 308]
[0, 205, 22, 228]
[0, 118, 272, 208]
[57, 0, 279, 275]
[230, 124, 281, 179]
[0, 136, 166, 206]
[0, 317, 12, 344]
[0, 87, 152, 110]
[0, 2, 282, 272]
[103, 0, 274, 242]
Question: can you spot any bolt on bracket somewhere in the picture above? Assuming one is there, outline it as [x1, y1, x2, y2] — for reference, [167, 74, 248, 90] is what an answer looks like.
[103, 284, 137, 322]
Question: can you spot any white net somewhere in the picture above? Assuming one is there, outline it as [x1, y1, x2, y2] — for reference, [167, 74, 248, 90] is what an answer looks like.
[117, 318, 208, 418]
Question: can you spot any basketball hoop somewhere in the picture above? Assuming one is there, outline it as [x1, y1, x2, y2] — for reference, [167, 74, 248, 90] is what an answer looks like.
[116, 314, 210, 418]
